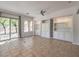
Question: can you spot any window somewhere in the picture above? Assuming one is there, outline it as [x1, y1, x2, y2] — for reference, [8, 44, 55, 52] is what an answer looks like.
[24, 21, 28, 32]
[29, 21, 33, 31]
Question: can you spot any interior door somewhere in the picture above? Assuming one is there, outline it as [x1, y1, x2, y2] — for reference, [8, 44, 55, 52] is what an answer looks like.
[41, 20, 50, 38]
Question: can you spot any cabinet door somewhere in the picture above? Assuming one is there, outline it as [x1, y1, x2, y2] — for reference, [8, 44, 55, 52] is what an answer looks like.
[58, 32, 64, 40]
[64, 31, 73, 42]
[53, 31, 64, 40]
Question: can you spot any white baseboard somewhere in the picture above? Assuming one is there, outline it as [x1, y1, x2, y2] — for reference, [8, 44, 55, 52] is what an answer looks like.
[72, 42, 79, 45]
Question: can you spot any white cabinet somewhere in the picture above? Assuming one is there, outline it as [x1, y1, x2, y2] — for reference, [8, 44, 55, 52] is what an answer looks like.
[53, 16, 73, 42]
[53, 31, 64, 40]
[64, 30, 73, 42]
[53, 31, 73, 42]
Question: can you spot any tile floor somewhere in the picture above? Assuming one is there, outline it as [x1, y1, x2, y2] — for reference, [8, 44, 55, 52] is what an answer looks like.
[0, 36, 79, 57]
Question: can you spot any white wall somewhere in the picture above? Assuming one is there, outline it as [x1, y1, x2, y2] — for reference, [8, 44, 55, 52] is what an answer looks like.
[21, 16, 34, 37]
[73, 14, 79, 45]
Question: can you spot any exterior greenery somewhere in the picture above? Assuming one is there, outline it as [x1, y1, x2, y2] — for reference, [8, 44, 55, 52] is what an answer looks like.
[0, 17, 18, 34]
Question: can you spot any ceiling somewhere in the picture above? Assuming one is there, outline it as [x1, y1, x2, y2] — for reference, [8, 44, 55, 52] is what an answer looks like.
[0, 1, 79, 19]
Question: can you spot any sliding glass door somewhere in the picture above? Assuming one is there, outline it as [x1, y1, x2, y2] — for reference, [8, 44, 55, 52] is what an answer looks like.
[0, 17, 19, 41]
[11, 19, 19, 38]
[0, 17, 10, 41]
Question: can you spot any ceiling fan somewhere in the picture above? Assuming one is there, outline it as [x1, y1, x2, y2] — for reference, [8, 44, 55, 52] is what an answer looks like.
[40, 9, 46, 16]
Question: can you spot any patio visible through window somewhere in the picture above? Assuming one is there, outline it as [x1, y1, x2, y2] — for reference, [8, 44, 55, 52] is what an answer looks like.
[0, 17, 19, 41]
[0, 17, 10, 40]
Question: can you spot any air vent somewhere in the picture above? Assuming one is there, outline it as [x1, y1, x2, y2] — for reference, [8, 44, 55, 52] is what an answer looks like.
[42, 20, 48, 23]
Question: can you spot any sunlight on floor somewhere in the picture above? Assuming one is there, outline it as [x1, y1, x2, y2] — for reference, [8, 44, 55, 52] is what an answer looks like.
[0, 41, 6, 45]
